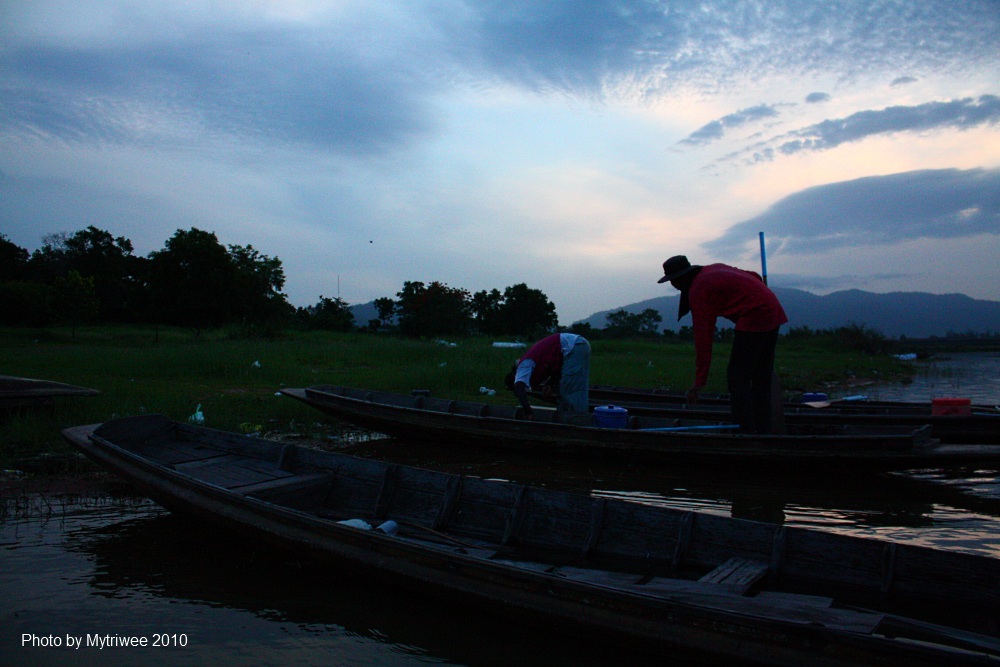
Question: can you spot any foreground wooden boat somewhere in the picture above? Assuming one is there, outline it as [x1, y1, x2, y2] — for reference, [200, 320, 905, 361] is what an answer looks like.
[0, 374, 100, 410]
[579, 386, 1000, 445]
[588, 384, 999, 413]
[63, 415, 1000, 666]
[281, 386, 1000, 468]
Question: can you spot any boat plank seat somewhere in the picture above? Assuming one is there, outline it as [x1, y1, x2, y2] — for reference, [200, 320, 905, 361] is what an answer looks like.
[451, 401, 488, 417]
[699, 557, 769, 593]
[236, 472, 333, 497]
[173, 454, 298, 488]
[393, 535, 496, 561]
[514, 565, 751, 598]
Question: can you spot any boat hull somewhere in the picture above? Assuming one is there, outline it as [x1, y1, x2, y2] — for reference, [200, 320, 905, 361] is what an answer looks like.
[282, 386, 1000, 469]
[62, 415, 1000, 666]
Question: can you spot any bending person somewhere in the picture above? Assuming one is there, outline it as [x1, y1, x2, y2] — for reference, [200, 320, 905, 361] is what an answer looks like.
[504, 333, 591, 419]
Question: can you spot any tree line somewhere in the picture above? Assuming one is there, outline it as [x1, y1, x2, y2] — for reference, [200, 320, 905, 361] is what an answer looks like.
[0, 226, 578, 338]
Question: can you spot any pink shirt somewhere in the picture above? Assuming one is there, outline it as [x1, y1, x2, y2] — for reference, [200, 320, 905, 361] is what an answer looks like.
[689, 264, 788, 387]
[514, 334, 580, 389]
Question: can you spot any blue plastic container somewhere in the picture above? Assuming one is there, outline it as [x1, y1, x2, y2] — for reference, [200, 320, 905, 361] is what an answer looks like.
[593, 405, 628, 429]
[801, 392, 829, 403]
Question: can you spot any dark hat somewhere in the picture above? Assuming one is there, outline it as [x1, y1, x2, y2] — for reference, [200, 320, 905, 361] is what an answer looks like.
[657, 255, 696, 283]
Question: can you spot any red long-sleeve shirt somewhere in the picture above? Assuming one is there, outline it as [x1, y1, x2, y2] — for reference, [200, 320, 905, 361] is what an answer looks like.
[688, 264, 788, 387]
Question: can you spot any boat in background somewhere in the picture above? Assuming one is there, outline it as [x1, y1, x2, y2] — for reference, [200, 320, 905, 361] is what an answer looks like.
[63, 414, 1000, 666]
[0, 374, 100, 410]
[522, 385, 1000, 444]
[281, 385, 1000, 469]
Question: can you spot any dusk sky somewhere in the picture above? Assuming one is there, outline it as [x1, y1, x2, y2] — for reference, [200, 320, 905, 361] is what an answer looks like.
[2, 1, 998, 324]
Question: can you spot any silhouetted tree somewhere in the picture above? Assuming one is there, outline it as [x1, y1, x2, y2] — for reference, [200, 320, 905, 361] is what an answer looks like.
[53, 270, 99, 337]
[228, 243, 294, 331]
[496, 283, 558, 336]
[373, 297, 396, 329]
[472, 283, 557, 337]
[603, 308, 662, 338]
[0, 235, 29, 280]
[396, 281, 473, 337]
[26, 226, 147, 322]
[148, 228, 239, 335]
[0, 280, 55, 326]
[297, 296, 355, 331]
[471, 288, 503, 334]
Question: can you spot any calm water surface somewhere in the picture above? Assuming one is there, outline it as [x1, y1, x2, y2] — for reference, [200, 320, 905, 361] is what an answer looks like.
[3, 352, 999, 665]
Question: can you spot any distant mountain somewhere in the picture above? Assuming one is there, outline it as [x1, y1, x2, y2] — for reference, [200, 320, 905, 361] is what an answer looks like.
[349, 301, 380, 327]
[575, 288, 1000, 338]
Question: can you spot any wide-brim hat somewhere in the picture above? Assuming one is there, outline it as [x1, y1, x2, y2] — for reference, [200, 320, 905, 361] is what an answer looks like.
[657, 255, 696, 283]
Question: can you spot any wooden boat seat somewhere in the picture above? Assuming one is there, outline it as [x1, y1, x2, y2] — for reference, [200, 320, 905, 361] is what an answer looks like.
[235, 472, 333, 497]
[451, 401, 489, 417]
[698, 557, 769, 594]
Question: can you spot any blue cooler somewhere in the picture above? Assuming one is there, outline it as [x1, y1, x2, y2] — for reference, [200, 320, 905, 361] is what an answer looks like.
[593, 405, 629, 429]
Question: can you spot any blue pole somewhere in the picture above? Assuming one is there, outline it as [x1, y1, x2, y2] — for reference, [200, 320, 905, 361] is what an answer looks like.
[758, 231, 768, 286]
[637, 424, 741, 432]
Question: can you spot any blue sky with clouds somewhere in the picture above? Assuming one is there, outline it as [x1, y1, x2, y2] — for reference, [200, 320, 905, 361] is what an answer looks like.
[2, 0, 998, 323]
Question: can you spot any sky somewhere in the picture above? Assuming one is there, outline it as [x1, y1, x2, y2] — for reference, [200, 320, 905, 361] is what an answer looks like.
[2, 0, 998, 324]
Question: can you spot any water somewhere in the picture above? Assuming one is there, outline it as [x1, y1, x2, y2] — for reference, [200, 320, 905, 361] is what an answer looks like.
[1, 492, 652, 667]
[853, 351, 1000, 406]
[3, 352, 999, 665]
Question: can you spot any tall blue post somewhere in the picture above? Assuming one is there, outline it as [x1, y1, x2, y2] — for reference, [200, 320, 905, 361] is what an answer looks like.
[758, 231, 768, 286]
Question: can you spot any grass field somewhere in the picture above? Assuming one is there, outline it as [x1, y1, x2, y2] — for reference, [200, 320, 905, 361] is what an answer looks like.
[0, 326, 912, 470]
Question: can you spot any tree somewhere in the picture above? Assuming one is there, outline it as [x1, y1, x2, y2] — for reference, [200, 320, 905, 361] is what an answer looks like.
[0, 235, 29, 280]
[471, 283, 558, 337]
[395, 281, 473, 337]
[373, 297, 396, 329]
[471, 288, 503, 335]
[228, 243, 294, 331]
[497, 283, 558, 336]
[298, 296, 355, 331]
[53, 270, 99, 337]
[148, 228, 239, 335]
[0, 281, 56, 326]
[27, 226, 147, 322]
[603, 308, 663, 338]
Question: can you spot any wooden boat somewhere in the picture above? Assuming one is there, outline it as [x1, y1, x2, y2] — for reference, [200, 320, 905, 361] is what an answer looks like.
[63, 414, 1000, 666]
[574, 386, 1000, 445]
[588, 384, 999, 413]
[0, 374, 100, 409]
[280, 386, 1000, 468]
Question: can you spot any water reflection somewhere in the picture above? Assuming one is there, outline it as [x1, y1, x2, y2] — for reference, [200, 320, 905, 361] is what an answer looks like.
[2, 492, 690, 667]
[343, 437, 1000, 557]
[866, 352, 1000, 405]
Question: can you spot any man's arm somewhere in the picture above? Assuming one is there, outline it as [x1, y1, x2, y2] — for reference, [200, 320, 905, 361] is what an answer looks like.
[512, 381, 534, 418]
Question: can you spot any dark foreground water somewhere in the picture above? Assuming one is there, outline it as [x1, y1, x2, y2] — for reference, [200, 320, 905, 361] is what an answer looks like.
[3, 352, 999, 666]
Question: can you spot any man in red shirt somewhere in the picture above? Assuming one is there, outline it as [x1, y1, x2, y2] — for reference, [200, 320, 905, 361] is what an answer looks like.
[658, 255, 788, 433]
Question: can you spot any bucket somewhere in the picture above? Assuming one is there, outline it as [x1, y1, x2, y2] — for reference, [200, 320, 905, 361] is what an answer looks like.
[593, 405, 628, 429]
[931, 397, 972, 416]
[801, 392, 828, 403]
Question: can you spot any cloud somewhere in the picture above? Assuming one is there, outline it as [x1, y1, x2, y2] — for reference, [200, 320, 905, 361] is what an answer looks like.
[890, 76, 918, 87]
[704, 168, 1000, 255]
[1, 15, 438, 155]
[679, 104, 780, 146]
[732, 95, 1000, 164]
[462, 0, 1000, 97]
[773, 95, 1000, 158]
[805, 92, 831, 103]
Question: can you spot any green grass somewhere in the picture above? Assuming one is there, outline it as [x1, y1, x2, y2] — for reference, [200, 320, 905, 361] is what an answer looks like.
[0, 326, 913, 470]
